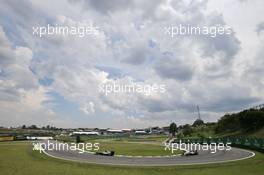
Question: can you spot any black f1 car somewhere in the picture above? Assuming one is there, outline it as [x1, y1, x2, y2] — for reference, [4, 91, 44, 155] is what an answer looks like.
[182, 150, 198, 156]
[95, 150, 115, 156]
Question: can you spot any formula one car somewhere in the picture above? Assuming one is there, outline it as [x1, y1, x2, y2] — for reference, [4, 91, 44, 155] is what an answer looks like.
[95, 150, 115, 156]
[182, 150, 198, 156]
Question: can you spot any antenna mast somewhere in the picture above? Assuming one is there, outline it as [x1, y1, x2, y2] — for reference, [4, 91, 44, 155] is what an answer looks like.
[197, 105, 201, 120]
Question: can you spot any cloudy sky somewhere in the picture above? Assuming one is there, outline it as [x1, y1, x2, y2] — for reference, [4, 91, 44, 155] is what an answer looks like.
[0, 0, 264, 128]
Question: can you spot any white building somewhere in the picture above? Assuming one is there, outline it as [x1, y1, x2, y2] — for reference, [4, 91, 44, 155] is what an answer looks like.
[71, 131, 99, 135]
[26, 136, 53, 140]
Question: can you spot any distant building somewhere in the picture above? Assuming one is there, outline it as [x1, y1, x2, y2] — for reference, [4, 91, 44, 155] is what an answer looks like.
[97, 129, 107, 135]
[162, 126, 170, 135]
[71, 131, 99, 136]
[106, 129, 124, 135]
[149, 126, 164, 134]
[26, 136, 53, 140]
[135, 130, 147, 135]
[122, 129, 132, 132]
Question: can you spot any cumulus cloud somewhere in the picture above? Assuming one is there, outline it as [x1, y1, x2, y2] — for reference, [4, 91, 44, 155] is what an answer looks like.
[256, 22, 264, 35]
[0, 24, 57, 126]
[80, 101, 95, 114]
[0, 26, 38, 101]
[80, 0, 134, 14]
[0, 0, 263, 128]
[154, 52, 194, 81]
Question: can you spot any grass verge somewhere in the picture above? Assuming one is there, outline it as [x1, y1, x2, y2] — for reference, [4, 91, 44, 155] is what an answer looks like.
[0, 141, 263, 175]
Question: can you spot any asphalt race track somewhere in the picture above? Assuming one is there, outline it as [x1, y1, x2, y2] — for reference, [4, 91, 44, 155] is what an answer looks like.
[41, 141, 255, 166]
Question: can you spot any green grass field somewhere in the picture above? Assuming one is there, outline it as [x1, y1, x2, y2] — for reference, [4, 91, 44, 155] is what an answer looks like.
[89, 140, 182, 156]
[0, 141, 264, 175]
[57, 135, 179, 156]
[56, 135, 168, 143]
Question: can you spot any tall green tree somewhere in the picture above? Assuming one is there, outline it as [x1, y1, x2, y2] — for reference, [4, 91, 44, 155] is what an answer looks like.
[76, 135, 81, 143]
[192, 119, 204, 127]
[182, 124, 192, 136]
[169, 122, 177, 137]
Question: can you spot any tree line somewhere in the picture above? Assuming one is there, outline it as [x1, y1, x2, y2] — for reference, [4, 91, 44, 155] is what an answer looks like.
[215, 107, 264, 134]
